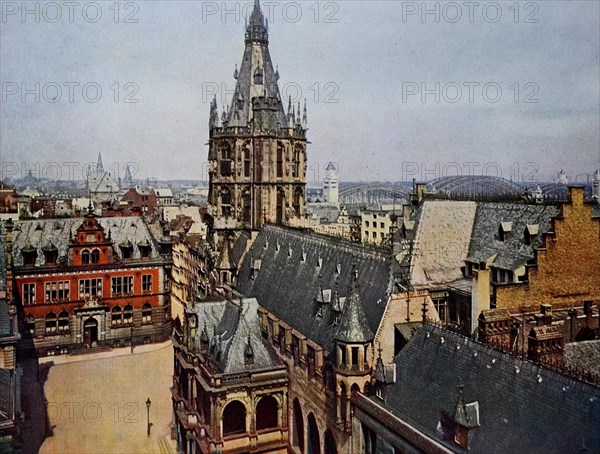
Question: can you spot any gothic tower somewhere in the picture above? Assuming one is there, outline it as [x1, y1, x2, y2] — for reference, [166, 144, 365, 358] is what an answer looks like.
[208, 0, 308, 233]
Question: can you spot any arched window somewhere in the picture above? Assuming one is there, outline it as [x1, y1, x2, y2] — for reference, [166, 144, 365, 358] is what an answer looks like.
[45, 312, 57, 335]
[142, 303, 152, 324]
[256, 395, 278, 431]
[243, 147, 251, 177]
[26, 314, 36, 336]
[111, 306, 123, 327]
[123, 304, 133, 326]
[58, 311, 70, 334]
[292, 398, 304, 451]
[307, 413, 320, 454]
[91, 249, 100, 264]
[81, 249, 90, 264]
[221, 187, 231, 205]
[276, 145, 284, 177]
[222, 400, 246, 436]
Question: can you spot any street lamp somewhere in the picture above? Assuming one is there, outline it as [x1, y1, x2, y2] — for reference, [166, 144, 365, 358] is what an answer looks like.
[146, 398, 151, 436]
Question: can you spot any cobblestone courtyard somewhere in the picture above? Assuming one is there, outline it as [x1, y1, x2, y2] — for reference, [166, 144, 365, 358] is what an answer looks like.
[38, 341, 175, 454]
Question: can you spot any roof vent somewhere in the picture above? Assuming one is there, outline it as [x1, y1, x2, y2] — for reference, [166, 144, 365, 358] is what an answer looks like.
[537, 375, 542, 383]
[288, 246, 292, 257]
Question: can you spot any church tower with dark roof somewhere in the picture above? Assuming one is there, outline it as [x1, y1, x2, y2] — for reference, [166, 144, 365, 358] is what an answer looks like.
[208, 0, 308, 233]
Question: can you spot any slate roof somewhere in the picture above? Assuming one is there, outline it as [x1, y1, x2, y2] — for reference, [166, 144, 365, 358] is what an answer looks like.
[189, 298, 280, 374]
[565, 341, 600, 375]
[467, 203, 559, 271]
[235, 225, 393, 351]
[334, 272, 374, 343]
[307, 205, 341, 223]
[87, 170, 119, 195]
[232, 231, 251, 267]
[382, 326, 600, 453]
[402, 201, 477, 288]
[12, 217, 161, 266]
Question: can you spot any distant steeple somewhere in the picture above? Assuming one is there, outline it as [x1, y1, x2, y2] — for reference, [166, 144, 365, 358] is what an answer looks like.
[96, 152, 104, 173]
[123, 164, 133, 187]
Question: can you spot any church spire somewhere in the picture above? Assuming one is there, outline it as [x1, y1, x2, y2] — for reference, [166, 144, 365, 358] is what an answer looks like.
[96, 152, 104, 173]
[246, 0, 268, 46]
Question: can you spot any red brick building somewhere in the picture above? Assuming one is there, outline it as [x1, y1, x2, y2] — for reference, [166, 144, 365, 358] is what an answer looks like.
[10, 207, 173, 355]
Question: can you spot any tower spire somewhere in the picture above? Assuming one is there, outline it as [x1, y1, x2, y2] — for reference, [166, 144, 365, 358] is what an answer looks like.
[96, 152, 104, 172]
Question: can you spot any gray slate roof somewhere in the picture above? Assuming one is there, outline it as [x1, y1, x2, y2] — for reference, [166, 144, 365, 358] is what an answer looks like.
[235, 225, 393, 351]
[467, 203, 559, 270]
[335, 274, 374, 343]
[12, 217, 161, 267]
[189, 298, 279, 374]
[383, 326, 600, 453]
[565, 341, 600, 376]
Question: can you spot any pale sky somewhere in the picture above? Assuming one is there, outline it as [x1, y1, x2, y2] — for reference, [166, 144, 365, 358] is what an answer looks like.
[1, 1, 599, 184]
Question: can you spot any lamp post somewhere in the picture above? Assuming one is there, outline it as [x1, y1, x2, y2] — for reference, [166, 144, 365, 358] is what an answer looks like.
[146, 398, 151, 436]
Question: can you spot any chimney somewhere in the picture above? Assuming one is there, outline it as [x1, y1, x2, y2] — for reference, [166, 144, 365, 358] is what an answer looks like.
[540, 304, 553, 326]
[583, 301, 593, 327]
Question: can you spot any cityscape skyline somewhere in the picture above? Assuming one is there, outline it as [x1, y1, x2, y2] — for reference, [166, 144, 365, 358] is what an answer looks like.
[1, 1, 599, 183]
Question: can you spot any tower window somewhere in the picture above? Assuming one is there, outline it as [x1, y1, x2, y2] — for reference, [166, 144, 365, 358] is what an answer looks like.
[254, 68, 263, 85]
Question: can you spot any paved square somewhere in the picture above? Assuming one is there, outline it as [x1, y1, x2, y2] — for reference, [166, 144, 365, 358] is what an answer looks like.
[39, 342, 175, 454]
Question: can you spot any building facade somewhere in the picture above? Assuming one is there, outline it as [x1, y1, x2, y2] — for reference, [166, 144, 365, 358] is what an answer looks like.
[207, 1, 307, 233]
[11, 208, 172, 355]
[172, 296, 288, 453]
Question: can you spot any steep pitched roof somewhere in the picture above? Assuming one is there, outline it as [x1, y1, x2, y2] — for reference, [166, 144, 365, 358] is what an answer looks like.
[225, 1, 286, 128]
[235, 225, 393, 351]
[12, 217, 161, 266]
[467, 203, 559, 270]
[405, 201, 477, 288]
[382, 326, 600, 453]
[334, 271, 374, 343]
[189, 298, 280, 374]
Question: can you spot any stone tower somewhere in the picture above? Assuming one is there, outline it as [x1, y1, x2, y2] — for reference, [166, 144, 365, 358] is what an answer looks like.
[208, 0, 308, 233]
[323, 162, 339, 206]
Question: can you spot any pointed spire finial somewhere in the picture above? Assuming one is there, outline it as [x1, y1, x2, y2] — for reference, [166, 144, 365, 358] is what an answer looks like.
[96, 152, 104, 172]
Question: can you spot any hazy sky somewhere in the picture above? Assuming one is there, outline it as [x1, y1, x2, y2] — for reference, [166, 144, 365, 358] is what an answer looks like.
[1, 0, 599, 184]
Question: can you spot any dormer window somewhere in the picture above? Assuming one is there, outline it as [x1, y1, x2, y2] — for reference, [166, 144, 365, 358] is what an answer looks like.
[498, 222, 512, 241]
[91, 249, 100, 264]
[524, 224, 539, 245]
[120, 240, 133, 259]
[42, 243, 58, 265]
[22, 244, 37, 266]
[138, 239, 152, 259]
[81, 249, 90, 264]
